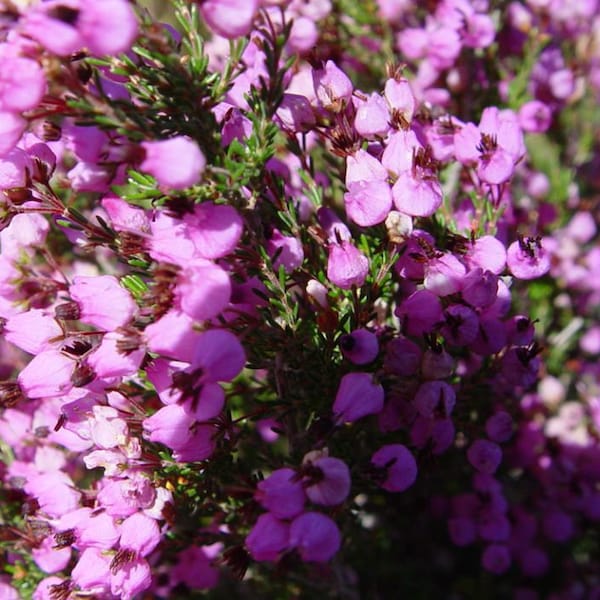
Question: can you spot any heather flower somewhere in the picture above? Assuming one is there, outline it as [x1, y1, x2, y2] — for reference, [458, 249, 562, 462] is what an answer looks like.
[312, 60, 353, 110]
[467, 439, 502, 474]
[507, 236, 551, 279]
[119, 512, 161, 557]
[302, 455, 351, 506]
[481, 544, 511, 574]
[0, 148, 32, 189]
[395, 289, 443, 337]
[333, 372, 384, 424]
[354, 92, 390, 138]
[0, 112, 25, 157]
[339, 328, 379, 365]
[76, 0, 139, 56]
[266, 228, 304, 272]
[199, 0, 259, 39]
[69, 275, 136, 331]
[140, 137, 205, 190]
[371, 444, 418, 492]
[183, 202, 244, 260]
[110, 557, 152, 600]
[17, 350, 74, 398]
[246, 513, 290, 561]
[71, 548, 112, 593]
[276, 93, 316, 131]
[4, 309, 62, 355]
[326, 241, 369, 289]
[255, 468, 306, 519]
[414, 381, 456, 419]
[175, 259, 231, 322]
[32, 536, 71, 574]
[289, 512, 341, 562]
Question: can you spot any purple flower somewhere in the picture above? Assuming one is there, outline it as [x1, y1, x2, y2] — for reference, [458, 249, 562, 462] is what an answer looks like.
[467, 439, 502, 474]
[333, 372, 384, 424]
[302, 455, 351, 506]
[246, 513, 290, 562]
[481, 544, 511, 574]
[339, 329, 379, 365]
[255, 468, 306, 519]
[289, 512, 341, 562]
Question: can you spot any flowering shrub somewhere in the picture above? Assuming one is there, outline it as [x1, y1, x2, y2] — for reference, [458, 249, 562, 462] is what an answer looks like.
[0, 0, 599, 598]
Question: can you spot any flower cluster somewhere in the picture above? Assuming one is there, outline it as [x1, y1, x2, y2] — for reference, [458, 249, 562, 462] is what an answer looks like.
[0, 0, 598, 598]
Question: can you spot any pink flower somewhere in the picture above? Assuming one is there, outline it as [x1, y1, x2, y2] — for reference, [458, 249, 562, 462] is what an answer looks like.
[312, 61, 353, 110]
[327, 241, 369, 289]
[175, 259, 231, 322]
[69, 275, 136, 331]
[140, 137, 205, 189]
[507, 237, 551, 279]
[183, 202, 244, 260]
[199, 0, 259, 39]
[110, 557, 152, 600]
[0, 51, 45, 113]
[77, 0, 139, 56]
[4, 309, 62, 355]
[119, 512, 161, 557]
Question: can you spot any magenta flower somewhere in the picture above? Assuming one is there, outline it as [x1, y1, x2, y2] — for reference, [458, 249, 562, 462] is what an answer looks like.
[110, 557, 152, 600]
[303, 455, 351, 506]
[175, 259, 231, 322]
[344, 179, 393, 227]
[354, 92, 390, 138]
[327, 241, 369, 289]
[0, 148, 32, 189]
[506, 236, 551, 279]
[371, 444, 417, 492]
[140, 137, 205, 190]
[199, 0, 259, 39]
[0, 53, 46, 113]
[289, 512, 341, 562]
[77, 0, 139, 56]
[312, 60, 353, 110]
[119, 512, 161, 557]
[333, 372, 384, 424]
[71, 548, 111, 594]
[0, 111, 26, 157]
[184, 202, 244, 260]
[4, 309, 62, 355]
[69, 275, 136, 331]
[17, 350, 73, 398]
[246, 513, 290, 562]
[255, 468, 306, 519]
[339, 328, 379, 365]
[414, 381, 456, 419]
